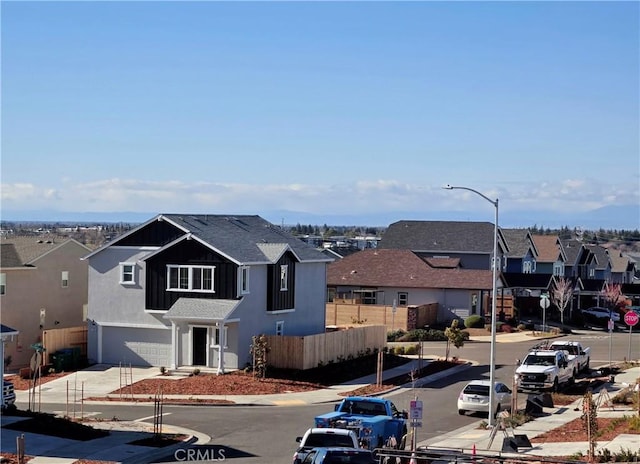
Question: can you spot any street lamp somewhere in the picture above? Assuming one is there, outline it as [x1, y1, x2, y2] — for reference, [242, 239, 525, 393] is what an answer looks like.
[443, 184, 499, 427]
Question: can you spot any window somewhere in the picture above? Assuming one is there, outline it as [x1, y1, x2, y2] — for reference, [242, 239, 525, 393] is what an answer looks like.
[523, 261, 532, 274]
[0, 273, 5, 295]
[275, 321, 284, 336]
[471, 293, 478, 315]
[120, 263, 136, 285]
[167, 265, 215, 292]
[240, 266, 250, 294]
[553, 262, 564, 277]
[212, 325, 228, 348]
[280, 265, 288, 291]
[589, 268, 595, 278]
[397, 292, 408, 306]
[61, 271, 69, 288]
[361, 290, 376, 305]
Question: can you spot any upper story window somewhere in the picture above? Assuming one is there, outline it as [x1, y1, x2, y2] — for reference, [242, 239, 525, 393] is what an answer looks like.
[0, 273, 5, 295]
[280, 265, 288, 291]
[397, 292, 408, 306]
[167, 265, 215, 292]
[589, 268, 595, 278]
[523, 261, 532, 274]
[553, 262, 564, 277]
[240, 266, 250, 295]
[120, 263, 136, 285]
[61, 271, 69, 288]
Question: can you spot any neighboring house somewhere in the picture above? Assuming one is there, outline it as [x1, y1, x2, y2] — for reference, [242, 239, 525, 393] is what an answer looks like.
[379, 220, 508, 271]
[531, 235, 566, 277]
[0, 236, 91, 369]
[561, 239, 589, 280]
[84, 214, 332, 373]
[502, 229, 538, 274]
[606, 248, 635, 284]
[326, 248, 503, 322]
[584, 244, 612, 282]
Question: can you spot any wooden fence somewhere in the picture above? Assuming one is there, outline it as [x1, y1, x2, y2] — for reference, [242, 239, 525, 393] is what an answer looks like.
[325, 302, 438, 332]
[265, 325, 387, 370]
[41, 326, 87, 365]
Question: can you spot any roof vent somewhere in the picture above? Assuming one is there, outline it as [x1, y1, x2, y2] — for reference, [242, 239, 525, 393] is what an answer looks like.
[350, 270, 357, 274]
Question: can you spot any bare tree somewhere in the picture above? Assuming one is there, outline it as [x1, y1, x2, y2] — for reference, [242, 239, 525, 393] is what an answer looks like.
[551, 277, 573, 326]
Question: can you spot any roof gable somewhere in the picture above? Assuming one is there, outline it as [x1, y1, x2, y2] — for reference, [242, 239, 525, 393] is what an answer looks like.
[1, 236, 91, 267]
[502, 228, 538, 258]
[531, 235, 564, 262]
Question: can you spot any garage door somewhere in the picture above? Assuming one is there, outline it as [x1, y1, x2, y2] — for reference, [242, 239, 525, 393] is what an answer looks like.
[101, 327, 171, 367]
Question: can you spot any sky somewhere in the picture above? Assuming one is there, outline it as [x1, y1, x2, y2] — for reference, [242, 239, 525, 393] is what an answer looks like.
[1, 1, 639, 229]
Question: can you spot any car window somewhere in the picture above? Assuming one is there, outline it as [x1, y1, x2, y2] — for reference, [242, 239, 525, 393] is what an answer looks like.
[305, 435, 355, 447]
[463, 384, 489, 396]
[302, 450, 318, 464]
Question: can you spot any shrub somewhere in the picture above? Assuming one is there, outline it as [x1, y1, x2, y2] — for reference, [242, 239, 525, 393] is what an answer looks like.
[464, 315, 485, 329]
[404, 344, 419, 355]
[500, 324, 515, 333]
[517, 323, 527, 331]
[393, 346, 405, 355]
[387, 329, 407, 342]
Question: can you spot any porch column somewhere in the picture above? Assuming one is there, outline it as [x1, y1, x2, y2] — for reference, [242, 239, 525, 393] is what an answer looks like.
[216, 322, 225, 375]
[170, 322, 178, 370]
[97, 324, 103, 364]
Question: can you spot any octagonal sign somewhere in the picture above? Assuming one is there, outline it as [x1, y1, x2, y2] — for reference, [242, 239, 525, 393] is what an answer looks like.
[624, 311, 639, 327]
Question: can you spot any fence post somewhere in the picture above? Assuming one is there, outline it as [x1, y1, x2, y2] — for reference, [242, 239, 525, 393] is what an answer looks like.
[16, 434, 25, 464]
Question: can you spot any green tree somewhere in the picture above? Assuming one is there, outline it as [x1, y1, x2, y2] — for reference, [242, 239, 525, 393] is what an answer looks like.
[444, 319, 466, 361]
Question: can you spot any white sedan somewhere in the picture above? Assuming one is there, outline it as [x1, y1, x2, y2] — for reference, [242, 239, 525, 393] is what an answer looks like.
[457, 380, 512, 417]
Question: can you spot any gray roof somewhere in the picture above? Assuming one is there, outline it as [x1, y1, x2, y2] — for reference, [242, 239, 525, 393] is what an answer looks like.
[585, 244, 611, 270]
[1, 324, 19, 337]
[502, 228, 536, 258]
[379, 220, 505, 254]
[562, 239, 585, 266]
[163, 298, 240, 321]
[161, 214, 331, 264]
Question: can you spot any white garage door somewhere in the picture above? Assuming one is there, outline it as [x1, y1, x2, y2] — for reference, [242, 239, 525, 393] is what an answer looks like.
[101, 327, 171, 367]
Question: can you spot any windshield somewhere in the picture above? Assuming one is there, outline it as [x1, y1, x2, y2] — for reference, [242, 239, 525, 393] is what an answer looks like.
[339, 400, 387, 416]
[523, 355, 555, 366]
[304, 434, 355, 448]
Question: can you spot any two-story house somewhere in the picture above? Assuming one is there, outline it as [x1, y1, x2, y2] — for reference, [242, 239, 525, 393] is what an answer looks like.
[531, 235, 566, 277]
[84, 214, 331, 373]
[0, 236, 91, 369]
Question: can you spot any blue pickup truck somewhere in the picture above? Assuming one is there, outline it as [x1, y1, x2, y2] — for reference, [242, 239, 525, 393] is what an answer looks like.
[314, 396, 408, 450]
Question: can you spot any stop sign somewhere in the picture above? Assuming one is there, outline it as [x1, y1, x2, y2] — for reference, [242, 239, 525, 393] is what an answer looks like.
[624, 311, 639, 327]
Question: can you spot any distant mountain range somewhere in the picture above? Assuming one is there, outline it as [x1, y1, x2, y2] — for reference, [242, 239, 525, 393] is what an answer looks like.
[1, 204, 638, 230]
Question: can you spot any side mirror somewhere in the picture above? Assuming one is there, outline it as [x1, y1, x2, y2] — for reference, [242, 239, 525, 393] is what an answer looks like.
[402, 410, 408, 419]
[334, 404, 339, 411]
[580, 351, 585, 355]
[296, 436, 302, 443]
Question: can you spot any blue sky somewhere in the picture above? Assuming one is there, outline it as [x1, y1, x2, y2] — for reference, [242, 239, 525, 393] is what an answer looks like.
[2, 1, 639, 228]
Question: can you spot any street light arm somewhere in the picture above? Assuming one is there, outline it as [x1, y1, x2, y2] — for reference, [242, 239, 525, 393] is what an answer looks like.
[442, 185, 497, 207]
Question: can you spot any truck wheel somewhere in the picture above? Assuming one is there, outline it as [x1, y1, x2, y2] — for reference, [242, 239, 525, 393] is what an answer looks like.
[458, 409, 465, 416]
[399, 427, 408, 449]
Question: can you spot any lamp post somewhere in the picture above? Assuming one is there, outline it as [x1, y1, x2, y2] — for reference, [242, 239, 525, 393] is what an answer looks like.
[443, 184, 499, 427]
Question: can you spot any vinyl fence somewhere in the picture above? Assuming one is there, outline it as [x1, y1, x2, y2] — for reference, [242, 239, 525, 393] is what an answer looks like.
[264, 325, 387, 370]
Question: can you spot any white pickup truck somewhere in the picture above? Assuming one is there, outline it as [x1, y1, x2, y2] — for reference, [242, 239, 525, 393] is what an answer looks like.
[515, 350, 576, 392]
[548, 341, 591, 373]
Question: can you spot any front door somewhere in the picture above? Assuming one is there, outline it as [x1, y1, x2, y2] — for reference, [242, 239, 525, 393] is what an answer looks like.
[192, 327, 207, 366]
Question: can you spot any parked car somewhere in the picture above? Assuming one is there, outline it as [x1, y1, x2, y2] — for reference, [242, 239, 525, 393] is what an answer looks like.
[300, 447, 376, 464]
[580, 307, 620, 329]
[457, 380, 512, 417]
[293, 428, 360, 464]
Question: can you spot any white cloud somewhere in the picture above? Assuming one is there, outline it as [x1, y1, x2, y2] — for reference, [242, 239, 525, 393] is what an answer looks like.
[1, 178, 638, 222]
